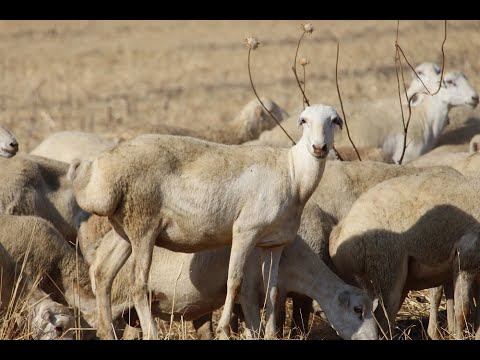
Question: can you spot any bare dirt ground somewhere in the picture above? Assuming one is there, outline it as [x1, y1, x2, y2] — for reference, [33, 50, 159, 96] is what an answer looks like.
[2, 20, 480, 340]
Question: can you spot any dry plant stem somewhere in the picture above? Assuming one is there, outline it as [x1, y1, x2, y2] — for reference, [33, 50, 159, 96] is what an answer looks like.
[302, 65, 306, 109]
[335, 42, 361, 161]
[396, 20, 447, 165]
[292, 31, 311, 108]
[247, 48, 296, 145]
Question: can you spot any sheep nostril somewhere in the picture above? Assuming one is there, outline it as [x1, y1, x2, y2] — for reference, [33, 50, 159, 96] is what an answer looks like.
[55, 326, 64, 335]
[472, 95, 479, 103]
[321, 144, 328, 152]
[10, 141, 18, 150]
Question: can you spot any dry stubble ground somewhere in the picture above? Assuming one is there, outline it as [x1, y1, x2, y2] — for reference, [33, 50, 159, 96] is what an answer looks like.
[1, 20, 480, 340]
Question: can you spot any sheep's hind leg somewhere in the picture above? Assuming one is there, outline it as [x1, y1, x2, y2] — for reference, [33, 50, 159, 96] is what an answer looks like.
[261, 246, 284, 340]
[216, 235, 256, 340]
[93, 230, 132, 340]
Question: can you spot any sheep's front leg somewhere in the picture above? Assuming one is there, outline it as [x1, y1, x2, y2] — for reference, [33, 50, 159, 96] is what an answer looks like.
[193, 313, 214, 340]
[427, 286, 444, 340]
[261, 246, 283, 340]
[445, 281, 455, 334]
[240, 288, 262, 339]
[291, 294, 312, 338]
[216, 236, 256, 340]
[93, 231, 132, 340]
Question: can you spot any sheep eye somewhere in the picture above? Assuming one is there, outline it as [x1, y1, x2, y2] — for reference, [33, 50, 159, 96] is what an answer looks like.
[353, 306, 363, 314]
[446, 79, 455, 86]
[300, 118, 306, 124]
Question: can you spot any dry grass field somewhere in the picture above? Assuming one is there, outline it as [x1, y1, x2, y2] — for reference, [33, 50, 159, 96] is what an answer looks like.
[1, 19, 480, 340]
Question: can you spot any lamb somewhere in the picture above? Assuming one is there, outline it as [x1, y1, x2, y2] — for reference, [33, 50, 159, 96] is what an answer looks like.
[329, 167, 480, 338]
[408, 133, 480, 169]
[78, 208, 378, 340]
[117, 97, 289, 144]
[30, 130, 119, 164]
[0, 216, 75, 340]
[0, 125, 18, 158]
[68, 104, 343, 340]
[0, 154, 87, 244]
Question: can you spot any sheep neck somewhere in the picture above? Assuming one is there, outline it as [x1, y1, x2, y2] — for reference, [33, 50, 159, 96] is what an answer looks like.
[287, 137, 327, 205]
[421, 94, 450, 151]
[58, 253, 98, 327]
[281, 240, 346, 323]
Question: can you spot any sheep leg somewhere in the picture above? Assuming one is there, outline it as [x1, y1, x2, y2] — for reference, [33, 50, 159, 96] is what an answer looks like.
[290, 294, 312, 338]
[261, 246, 283, 340]
[193, 313, 214, 340]
[240, 293, 262, 339]
[445, 281, 455, 334]
[453, 271, 474, 339]
[230, 303, 244, 335]
[216, 238, 256, 340]
[274, 290, 287, 338]
[93, 231, 132, 340]
[427, 286, 444, 340]
[129, 228, 159, 340]
[473, 277, 480, 339]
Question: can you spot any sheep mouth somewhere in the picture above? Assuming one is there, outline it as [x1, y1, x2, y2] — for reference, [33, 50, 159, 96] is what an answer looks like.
[313, 152, 328, 159]
[0, 147, 17, 157]
[467, 100, 479, 108]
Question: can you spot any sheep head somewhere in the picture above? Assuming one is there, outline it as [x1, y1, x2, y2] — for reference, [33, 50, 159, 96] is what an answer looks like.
[0, 125, 18, 158]
[439, 71, 479, 109]
[31, 300, 75, 340]
[328, 287, 379, 340]
[297, 104, 343, 159]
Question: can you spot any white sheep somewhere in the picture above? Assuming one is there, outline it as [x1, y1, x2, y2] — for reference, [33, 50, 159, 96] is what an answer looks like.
[245, 66, 478, 165]
[408, 133, 480, 169]
[329, 167, 480, 338]
[68, 104, 343, 340]
[335, 70, 479, 163]
[0, 215, 75, 340]
[78, 209, 378, 340]
[0, 125, 18, 158]
[406, 62, 442, 102]
[0, 154, 87, 244]
[30, 130, 119, 164]
[118, 97, 289, 145]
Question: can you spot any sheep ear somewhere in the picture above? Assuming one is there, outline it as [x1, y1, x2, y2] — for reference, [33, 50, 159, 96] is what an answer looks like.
[297, 117, 304, 128]
[471, 141, 479, 153]
[409, 93, 422, 107]
[338, 290, 350, 308]
[333, 116, 343, 130]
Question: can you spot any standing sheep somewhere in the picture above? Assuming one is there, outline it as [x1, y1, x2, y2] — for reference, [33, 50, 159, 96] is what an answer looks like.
[329, 167, 480, 338]
[0, 125, 18, 158]
[0, 216, 75, 340]
[69, 104, 343, 340]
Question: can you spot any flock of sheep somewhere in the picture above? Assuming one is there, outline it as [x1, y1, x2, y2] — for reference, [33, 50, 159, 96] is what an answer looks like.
[1, 60, 480, 340]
